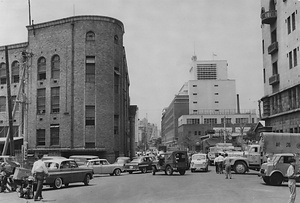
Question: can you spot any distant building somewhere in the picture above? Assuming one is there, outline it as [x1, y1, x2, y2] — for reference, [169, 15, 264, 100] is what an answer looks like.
[162, 56, 257, 150]
[0, 15, 134, 163]
[138, 118, 160, 151]
[260, 0, 300, 133]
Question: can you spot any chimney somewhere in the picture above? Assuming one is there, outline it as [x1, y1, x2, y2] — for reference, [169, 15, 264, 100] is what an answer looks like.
[237, 94, 240, 114]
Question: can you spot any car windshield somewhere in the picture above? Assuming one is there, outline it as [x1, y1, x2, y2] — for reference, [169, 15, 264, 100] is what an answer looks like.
[192, 154, 206, 160]
[271, 155, 281, 163]
[131, 158, 142, 163]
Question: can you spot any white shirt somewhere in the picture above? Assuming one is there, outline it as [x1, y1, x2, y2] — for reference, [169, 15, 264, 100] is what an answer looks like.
[32, 160, 48, 174]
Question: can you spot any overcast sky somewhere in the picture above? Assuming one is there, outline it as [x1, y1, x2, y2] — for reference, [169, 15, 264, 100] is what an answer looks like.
[0, 0, 264, 129]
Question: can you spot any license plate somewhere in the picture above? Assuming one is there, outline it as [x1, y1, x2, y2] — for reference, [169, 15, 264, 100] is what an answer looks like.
[130, 166, 133, 169]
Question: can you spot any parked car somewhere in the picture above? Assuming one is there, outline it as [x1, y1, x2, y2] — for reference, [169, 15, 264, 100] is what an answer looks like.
[43, 158, 93, 189]
[41, 156, 66, 161]
[190, 153, 209, 172]
[152, 151, 190, 175]
[124, 156, 153, 174]
[83, 159, 124, 176]
[114, 157, 131, 172]
[69, 155, 99, 166]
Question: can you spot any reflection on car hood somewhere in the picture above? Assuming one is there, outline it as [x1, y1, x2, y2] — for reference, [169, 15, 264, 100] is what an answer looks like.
[192, 160, 207, 164]
[125, 163, 139, 166]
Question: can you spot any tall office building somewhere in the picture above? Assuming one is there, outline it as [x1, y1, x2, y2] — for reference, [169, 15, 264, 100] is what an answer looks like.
[162, 56, 257, 150]
[260, 0, 300, 132]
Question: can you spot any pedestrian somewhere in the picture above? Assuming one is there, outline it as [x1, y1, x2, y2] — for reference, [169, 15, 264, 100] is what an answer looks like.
[213, 154, 220, 173]
[287, 158, 299, 203]
[223, 153, 232, 179]
[214, 153, 224, 174]
[31, 154, 49, 201]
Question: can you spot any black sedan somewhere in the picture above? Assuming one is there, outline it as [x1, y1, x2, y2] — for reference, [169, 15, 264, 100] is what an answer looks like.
[124, 156, 153, 174]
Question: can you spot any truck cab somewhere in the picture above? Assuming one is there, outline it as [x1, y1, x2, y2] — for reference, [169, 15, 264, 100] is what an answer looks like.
[259, 153, 299, 186]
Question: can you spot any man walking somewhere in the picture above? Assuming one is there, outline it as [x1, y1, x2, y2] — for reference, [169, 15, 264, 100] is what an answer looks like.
[287, 158, 299, 203]
[223, 153, 232, 179]
[32, 154, 49, 201]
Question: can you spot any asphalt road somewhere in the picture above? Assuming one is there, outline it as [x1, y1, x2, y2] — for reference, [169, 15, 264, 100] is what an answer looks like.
[0, 166, 295, 203]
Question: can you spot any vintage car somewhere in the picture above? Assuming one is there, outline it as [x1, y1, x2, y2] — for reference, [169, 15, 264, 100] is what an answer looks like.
[69, 155, 99, 166]
[43, 158, 93, 189]
[124, 156, 153, 174]
[152, 151, 190, 175]
[114, 157, 131, 172]
[190, 153, 209, 172]
[83, 159, 123, 176]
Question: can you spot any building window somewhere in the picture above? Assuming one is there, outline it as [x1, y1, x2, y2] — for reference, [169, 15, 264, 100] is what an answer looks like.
[50, 124, 59, 146]
[292, 12, 296, 31]
[293, 48, 298, 67]
[263, 68, 266, 83]
[114, 35, 119, 44]
[221, 117, 231, 124]
[51, 55, 60, 79]
[193, 101, 197, 104]
[187, 119, 200, 124]
[85, 142, 95, 148]
[86, 56, 95, 83]
[215, 101, 219, 103]
[214, 85, 218, 87]
[0, 96, 6, 112]
[193, 93, 197, 95]
[51, 87, 60, 113]
[192, 85, 197, 87]
[236, 118, 249, 124]
[114, 115, 119, 134]
[262, 40, 264, 54]
[11, 61, 19, 83]
[36, 129, 45, 146]
[204, 118, 217, 124]
[114, 72, 119, 94]
[214, 93, 219, 95]
[287, 16, 291, 34]
[0, 63, 6, 84]
[86, 31, 95, 41]
[197, 64, 217, 80]
[37, 57, 46, 80]
[37, 88, 46, 114]
[86, 106, 95, 126]
[289, 51, 293, 69]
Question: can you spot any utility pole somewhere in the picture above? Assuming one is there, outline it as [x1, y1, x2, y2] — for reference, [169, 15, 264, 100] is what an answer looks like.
[223, 116, 226, 143]
[5, 46, 14, 156]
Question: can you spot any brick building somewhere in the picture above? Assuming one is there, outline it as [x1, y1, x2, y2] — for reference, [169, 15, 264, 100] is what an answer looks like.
[0, 15, 134, 162]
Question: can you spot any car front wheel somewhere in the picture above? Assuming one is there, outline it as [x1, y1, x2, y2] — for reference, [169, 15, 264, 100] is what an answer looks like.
[165, 166, 173, 176]
[84, 174, 90, 186]
[54, 177, 63, 189]
[114, 168, 121, 176]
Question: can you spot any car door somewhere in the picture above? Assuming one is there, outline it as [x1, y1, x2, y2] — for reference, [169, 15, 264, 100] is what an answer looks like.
[69, 160, 85, 182]
[277, 156, 293, 177]
[101, 160, 113, 174]
[59, 160, 73, 183]
[91, 160, 102, 174]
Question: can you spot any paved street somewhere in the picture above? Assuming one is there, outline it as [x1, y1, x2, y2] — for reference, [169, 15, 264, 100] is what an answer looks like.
[0, 166, 295, 203]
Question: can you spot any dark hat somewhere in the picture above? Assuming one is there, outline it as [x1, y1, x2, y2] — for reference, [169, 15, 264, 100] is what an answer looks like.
[289, 158, 296, 163]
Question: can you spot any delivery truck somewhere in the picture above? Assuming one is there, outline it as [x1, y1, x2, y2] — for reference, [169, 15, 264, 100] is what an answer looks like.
[228, 132, 300, 175]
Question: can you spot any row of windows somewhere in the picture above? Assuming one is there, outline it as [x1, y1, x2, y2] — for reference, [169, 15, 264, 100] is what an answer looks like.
[287, 12, 296, 35]
[0, 96, 19, 112]
[36, 125, 59, 146]
[186, 117, 253, 124]
[288, 48, 298, 69]
[37, 55, 60, 80]
[86, 31, 119, 45]
[37, 87, 60, 114]
[0, 61, 20, 84]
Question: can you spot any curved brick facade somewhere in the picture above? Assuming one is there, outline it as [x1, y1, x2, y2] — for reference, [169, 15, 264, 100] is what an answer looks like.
[0, 16, 131, 162]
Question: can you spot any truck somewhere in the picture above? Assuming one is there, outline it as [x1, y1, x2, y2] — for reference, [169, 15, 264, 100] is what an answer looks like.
[228, 132, 300, 177]
[207, 143, 235, 165]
